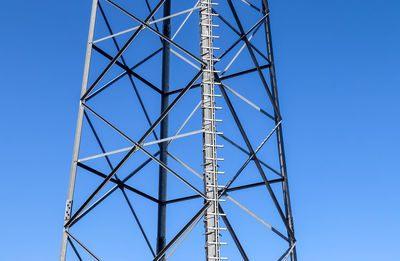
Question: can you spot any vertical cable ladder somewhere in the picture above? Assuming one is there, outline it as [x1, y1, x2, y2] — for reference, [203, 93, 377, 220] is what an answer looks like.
[200, 0, 227, 260]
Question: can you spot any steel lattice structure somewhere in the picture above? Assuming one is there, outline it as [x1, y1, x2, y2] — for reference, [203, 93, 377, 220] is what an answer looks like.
[60, 0, 297, 260]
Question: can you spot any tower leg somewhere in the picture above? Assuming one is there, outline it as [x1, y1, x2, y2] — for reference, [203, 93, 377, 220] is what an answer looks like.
[157, 1, 171, 260]
[262, 1, 297, 260]
[59, 1, 98, 260]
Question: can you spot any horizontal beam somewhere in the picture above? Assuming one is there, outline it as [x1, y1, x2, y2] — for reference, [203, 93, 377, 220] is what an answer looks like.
[165, 179, 283, 204]
[167, 64, 270, 96]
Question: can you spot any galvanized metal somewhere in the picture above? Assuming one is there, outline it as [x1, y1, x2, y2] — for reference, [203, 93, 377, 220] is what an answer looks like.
[60, 0, 297, 260]
[199, 0, 224, 260]
[59, 0, 98, 260]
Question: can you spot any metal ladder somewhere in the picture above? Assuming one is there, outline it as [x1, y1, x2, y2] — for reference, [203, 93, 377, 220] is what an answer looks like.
[200, 0, 228, 260]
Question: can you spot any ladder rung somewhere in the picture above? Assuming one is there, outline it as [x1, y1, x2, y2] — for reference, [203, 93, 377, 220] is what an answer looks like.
[205, 171, 225, 174]
[200, 2, 219, 6]
[207, 227, 227, 230]
[203, 47, 220, 50]
[207, 198, 226, 202]
[202, 81, 221, 84]
[207, 242, 228, 245]
[204, 118, 223, 122]
[204, 145, 224, 148]
[201, 13, 219, 16]
[201, 34, 220, 38]
[206, 212, 226, 216]
[206, 184, 225, 187]
[203, 69, 221, 72]
[202, 106, 222, 109]
[200, 23, 220, 27]
[203, 94, 222, 97]
[204, 131, 223, 135]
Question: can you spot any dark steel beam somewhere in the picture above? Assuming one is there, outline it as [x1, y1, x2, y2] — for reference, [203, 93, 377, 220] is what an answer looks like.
[261, 0, 297, 259]
[157, 1, 171, 258]
[67, 238, 83, 261]
[219, 64, 270, 81]
[225, 179, 283, 192]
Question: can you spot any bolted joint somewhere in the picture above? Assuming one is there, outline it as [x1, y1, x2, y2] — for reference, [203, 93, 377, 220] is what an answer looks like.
[64, 200, 73, 223]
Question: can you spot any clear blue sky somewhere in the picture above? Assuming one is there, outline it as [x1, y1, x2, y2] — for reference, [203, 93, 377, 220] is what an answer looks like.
[0, 0, 399, 260]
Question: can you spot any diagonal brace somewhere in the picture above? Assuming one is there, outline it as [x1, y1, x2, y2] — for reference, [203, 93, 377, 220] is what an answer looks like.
[81, 0, 166, 100]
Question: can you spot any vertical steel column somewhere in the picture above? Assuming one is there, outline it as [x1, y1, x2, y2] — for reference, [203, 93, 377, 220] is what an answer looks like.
[59, 0, 98, 260]
[200, 0, 222, 260]
[262, 1, 297, 260]
[157, 1, 171, 260]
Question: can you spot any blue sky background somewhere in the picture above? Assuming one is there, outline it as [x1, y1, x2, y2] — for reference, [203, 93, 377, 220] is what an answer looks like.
[0, 0, 399, 260]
